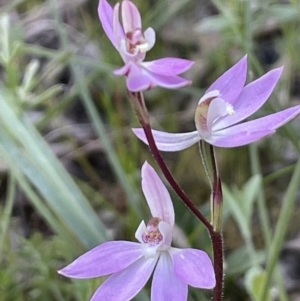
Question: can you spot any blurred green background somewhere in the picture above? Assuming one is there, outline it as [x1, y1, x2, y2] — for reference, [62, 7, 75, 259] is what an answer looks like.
[1, 0, 300, 300]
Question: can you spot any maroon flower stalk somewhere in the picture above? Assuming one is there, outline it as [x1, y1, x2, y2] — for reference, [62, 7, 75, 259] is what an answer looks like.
[129, 91, 224, 301]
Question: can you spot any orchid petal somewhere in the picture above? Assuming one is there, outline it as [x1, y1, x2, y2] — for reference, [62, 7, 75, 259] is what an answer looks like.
[98, 0, 124, 49]
[58, 241, 143, 278]
[141, 161, 174, 226]
[90, 256, 158, 301]
[210, 129, 275, 147]
[132, 128, 200, 151]
[221, 105, 300, 133]
[206, 55, 247, 104]
[113, 62, 131, 76]
[142, 58, 194, 76]
[214, 67, 284, 130]
[170, 248, 216, 289]
[144, 70, 192, 89]
[123, 65, 193, 91]
[127, 73, 153, 91]
[121, 63, 152, 91]
[152, 252, 187, 301]
[210, 105, 300, 147]
[121, 0, 141, 33]
[143, 27, 156, 51]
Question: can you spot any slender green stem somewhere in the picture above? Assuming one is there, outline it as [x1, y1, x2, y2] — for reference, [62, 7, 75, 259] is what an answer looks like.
[208, 145, 224, 300]
[260, 157, 300, 301]
[199, 141, 213, 189]
[264, 164, 295, 185]
[250, 144, 288, 301]
[249, 144, 271, 245]
[0, 173, 16, 260]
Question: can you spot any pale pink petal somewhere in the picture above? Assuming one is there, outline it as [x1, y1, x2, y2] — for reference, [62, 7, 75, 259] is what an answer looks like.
[143, 70, 192, 89]
[141, 161, 174, 226]
[132, 128, 200, 151]
[98, 0, 124, 49]
[143, 27, 156, 51]
[127, 73, 153, 91]
[142, 58, 194, 76]
[214, 67, 284, 130]
[112, 3, 122, 48]
[206, 55, 247, 105]
[221, 105, 300, 134]
[113, 62, 131, 76]
[152, 252, 187, 301]
[208, 129, 275, 147]
[121, 63, 152, 91]
[209, 105, 300, 147]
[90, 256, 158, 301]
[170, 248, 216, 289]
[120, 61, 192, 90]
[121, 0, 141, 33]
[58, 241, 143, 278]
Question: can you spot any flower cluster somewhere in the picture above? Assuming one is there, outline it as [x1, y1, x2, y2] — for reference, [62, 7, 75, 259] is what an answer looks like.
[98, 0, 194, 91]
[59, 162, 215, 301]
[59, 1, 300, 301]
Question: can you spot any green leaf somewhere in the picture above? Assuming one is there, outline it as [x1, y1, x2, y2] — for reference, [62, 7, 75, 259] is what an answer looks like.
[195, 15, 234, 33]
[223, 184, 250, 239]
[0, 89, 107, 249]
[241, 175, 261, 221]
[226, 247, 265, 276]
[245, 267, 271, 301]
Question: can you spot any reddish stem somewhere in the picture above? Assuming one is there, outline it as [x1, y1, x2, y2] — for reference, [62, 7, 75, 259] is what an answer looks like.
[142, 122, 212, 230]
[130, 91, 224, 301]
[211, 231, 224, 301]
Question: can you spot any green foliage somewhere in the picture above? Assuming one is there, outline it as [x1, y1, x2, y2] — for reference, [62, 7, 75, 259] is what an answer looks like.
[245, 267, 271, 301]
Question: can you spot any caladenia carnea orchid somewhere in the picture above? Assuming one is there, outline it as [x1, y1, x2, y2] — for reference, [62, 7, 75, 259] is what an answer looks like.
[58, 162, 216, 301]
[132, 55, 300, 149]
[98, 0, 194, 92]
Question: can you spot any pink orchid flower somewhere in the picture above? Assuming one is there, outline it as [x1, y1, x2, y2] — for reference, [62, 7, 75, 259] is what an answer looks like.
[133, 56, 300, 149]
[58, 162, 215, 301]
[98, 0, 194, 92]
